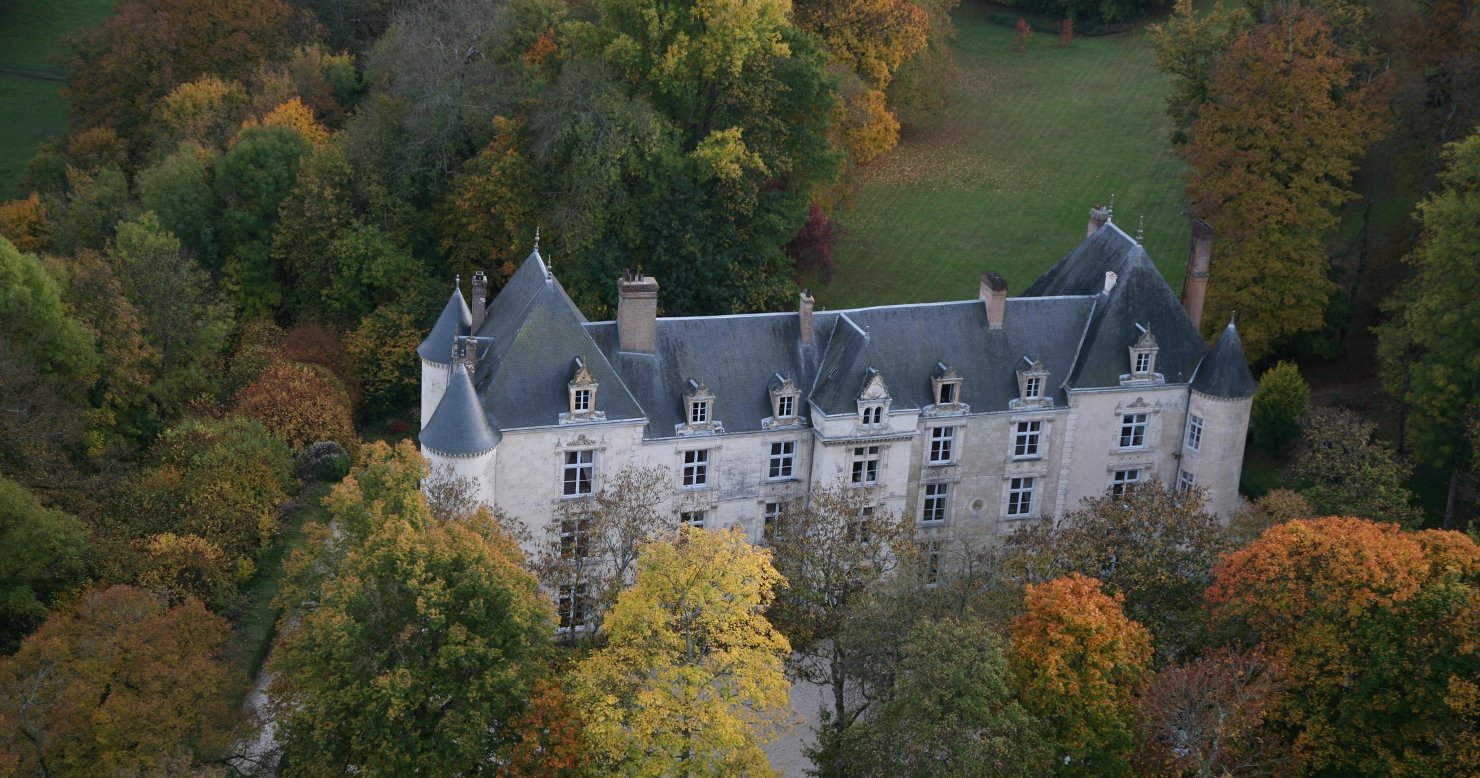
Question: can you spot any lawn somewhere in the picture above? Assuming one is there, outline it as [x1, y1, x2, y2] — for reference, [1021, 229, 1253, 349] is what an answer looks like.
[821, 1, 1189, 308]
[0, 0, 114, 197]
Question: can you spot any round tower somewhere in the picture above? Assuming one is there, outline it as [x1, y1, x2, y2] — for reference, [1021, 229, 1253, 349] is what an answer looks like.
[1184, 319, 1257, 519]
[418, 279, 473, 428]
[420, 364, 501, 506]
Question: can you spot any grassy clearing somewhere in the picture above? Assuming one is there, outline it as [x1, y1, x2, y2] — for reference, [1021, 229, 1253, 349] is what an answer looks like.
[0, 0, 113, 197]
[821, 1, 1188, 308]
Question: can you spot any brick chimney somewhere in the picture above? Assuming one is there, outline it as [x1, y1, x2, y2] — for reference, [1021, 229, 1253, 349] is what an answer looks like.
[980, 272, 1008, 330]
[471, 270, 488, 333]
[799, 289, 814, 344]
[1182, 218, 1213, 330]
[617, 270, 659, 354]
[1087, 204, 1112, 238]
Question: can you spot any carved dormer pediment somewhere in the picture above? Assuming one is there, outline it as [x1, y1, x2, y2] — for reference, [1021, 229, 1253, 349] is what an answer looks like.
[858, 367, 890, 401]
[561, 356, 605, 424]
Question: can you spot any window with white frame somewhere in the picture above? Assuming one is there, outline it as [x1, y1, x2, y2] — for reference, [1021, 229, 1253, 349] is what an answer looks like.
[763, 502, 783, 542]
[1013, 421, 1042, 458]
[682, 449, 710, 488]
[680, 510, 706, 529]
[690, 399, 709, 423]
[777, 394, 794, 418]
[1024, 375, 1042, 399]
[920, 539, 942, 585]
[1118, 413, 1148, 448]
[562, 450, 594, 497]
[848, 506, 875, 543]
[559, 516, 592, 560]
[683, 380, 717, 431]
[1127, 325, 1159, 380]
[1185, 414, 1203, 453]
[1015, 357, 1050, 408]
[1111, 468, 1141, 497]
[573, 388, 592, 412]
[1006, 476, 1036, 517]
[920, 483, 948, 523]
[565, 358, 600, 421]
[851, 445, 881, 485]
[769, 374, 800, 424]
[928, 426, 956, 464]
[557, 583, 589, 631]
[768, 441, 795, 480]
[1177, 469, 1195, 493]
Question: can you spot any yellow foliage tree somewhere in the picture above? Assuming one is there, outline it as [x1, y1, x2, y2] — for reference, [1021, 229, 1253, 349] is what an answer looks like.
[235, 96, 330, 147]
[572, 527, 793, 776]
[155, 75, 251, 149]
[0, 194, 51, 253]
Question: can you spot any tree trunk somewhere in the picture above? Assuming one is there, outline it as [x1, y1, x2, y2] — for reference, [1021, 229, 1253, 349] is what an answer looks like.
[1443, 468, 1459, 530]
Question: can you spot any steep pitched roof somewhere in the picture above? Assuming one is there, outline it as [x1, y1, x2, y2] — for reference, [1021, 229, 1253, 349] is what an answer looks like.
[417, 283, 472, 363]
[421, 364, 501, 455]
[1191, 320, 1258, 398]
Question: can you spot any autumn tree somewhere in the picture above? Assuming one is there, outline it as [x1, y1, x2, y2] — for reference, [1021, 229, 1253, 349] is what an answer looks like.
[348, 300, 432, 419]
[0, 586, 238, 776]
[270, 441, 554, 774]
[502, 677, 586, 778]
[0, 477, 90, 653]
[1006, 478, 1229, 662]
[135, 532, 235, 610]
[440, 116, 536, 283]
[1226, 488, 1312, 548]
[1250, 360, 1308, 456]
[1206, 517, 1480, 774]
[832, 618, 1055, 777]
[571, 526, 793, 776]
[1135, 647, 1293, 777]
[1179, 9, 1389, 358]
[232, 362, 360, 460]
[1290, 406, 1423, 526]
[1149, 0, 1250, 144]
[530, 464, 671, 638]
[153, 75, 252, 152]
[212, 125, 310, 315]
[0, 193, 51, 253]
[1009, 574, 1153, 776]
[1377, 130, 1480, 529]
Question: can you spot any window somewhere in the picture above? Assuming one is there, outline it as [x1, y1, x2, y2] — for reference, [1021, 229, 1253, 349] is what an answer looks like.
[933, 362, 962, 408]
[921, 483, 948, 523]
[565, 358, 600, 421]
[557, 583, 589, 631]
[928, 427, 955, 464]
[690, 400, 709, 424]
[563, 450, 594, 497]
[920, 539, 942, 585]
[682, 449, 710, 488]
[861, 405, 884, 426]
[851, 445, 881, 485]
[1024, 375, 1042, 399]
[848, 506, 875, 543]
[572, 388, 591, 412]
[1127, 326, 1159, 379]
[559, 516, 592, 560]
[1111, 469, 1141, 497]
[1177, 469, 1195, 493]
[777, 394, 794, 418]
[1118, 413, 1148, 448]
[1007, 476, 1036, 517]
[1135, 351, 1151, 373]
[769, 373, 800, 424]
[1016, 357, 1050, 407]
[680, 510, 706, 529]
[1185, 414, 1203, 453]
[683, 379, 717, 430]
[939, 382, 955, 405]
[763, 502, 783, 542]
[1013, 421, 1042, 458]
[768, 441, 795, 480]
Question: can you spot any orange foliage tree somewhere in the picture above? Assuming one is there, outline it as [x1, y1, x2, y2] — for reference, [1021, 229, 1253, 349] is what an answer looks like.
[0, 194, 51, 253]
[1009, 574, 1152, 776]
[501, 677, 586, 777]
[232, 362, 360, 460]
[0, 586, 238, 776]
[1205, 517, 1480, 774]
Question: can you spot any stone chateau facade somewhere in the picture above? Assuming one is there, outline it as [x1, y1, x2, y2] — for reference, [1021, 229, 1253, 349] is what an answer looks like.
[418, 208, 1256, 619]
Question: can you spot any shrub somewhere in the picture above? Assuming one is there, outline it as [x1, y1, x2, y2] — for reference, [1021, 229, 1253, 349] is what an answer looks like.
[1251, 361, 1308, 456]
[233, 362, 360, 461]
[295, 440, 352, 482]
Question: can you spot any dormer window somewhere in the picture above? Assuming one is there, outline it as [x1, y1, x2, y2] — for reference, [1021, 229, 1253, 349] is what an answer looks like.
[931, 362, 963, 410]
[1124, 324, 1161, 383]
[1013, 357, 1052, 409]
[767, 374, 801, 427]
[691, 399, 709, 423]
[679, 379, 721, 434]
[561, 357, 605, 424]
[857, 367, 891, 428]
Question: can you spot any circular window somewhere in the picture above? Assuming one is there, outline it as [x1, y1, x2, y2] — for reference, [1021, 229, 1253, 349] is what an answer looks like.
[970, 499, 985, 512]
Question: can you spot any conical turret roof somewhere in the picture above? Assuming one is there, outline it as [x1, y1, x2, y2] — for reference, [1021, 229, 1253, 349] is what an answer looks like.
[420, 364, 501, 455]
[417, 283, 472, 363]
[1191, 319, 1257, 398]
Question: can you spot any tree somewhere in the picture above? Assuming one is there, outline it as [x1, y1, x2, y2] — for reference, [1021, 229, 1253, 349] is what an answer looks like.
[1006, 478, 1229, 662]
[348, 301, 429, 420]
[1290, 406, 1424, 526]
[0, 193, 51, 253]
[1135, 647, 1293, 777]
[766, 480, 914, 761]
[1226, 488, 1312, 548]
[1149, 0, 1250, 144]
[58, 0, 319, 148]
[835, 618, 1055, 777]
[1009, 574, 1153, 776]
[270, 441, 554, 775]
[0, 477, 90, 653]
[1378, 130, 1480, 530]
[47, 165, 134, 255]
[232, 362, 361, 460]
[1180, 9, 1389, 358]
[135, 532, 235, 610]
[137, 142, 220, 264]
[502, 677, 586, 778]
[269, 139, 357, 320]
[212, 125, 310, 315]
[0, 586, 238, 777]
[1205, 517, 1480, 774]
[440, 116, 536, 284]
[1250, 360, 1308, 456]
[570, 526, 793, 776]
[0, 237, 98, 384]
[152, 75, 252, 152]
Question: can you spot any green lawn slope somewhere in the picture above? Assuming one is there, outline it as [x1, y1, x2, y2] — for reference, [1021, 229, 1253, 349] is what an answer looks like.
[822, 2, 1190, 308]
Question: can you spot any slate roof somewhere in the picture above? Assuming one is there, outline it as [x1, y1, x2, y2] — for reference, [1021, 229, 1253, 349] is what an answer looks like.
[1191, 319, 1258, 398]
[421, 364, 501, 455]
[417, 284, 472, 363]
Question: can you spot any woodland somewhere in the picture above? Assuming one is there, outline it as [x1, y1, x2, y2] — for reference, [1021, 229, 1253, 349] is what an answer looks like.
[0, 0, 1479, 775]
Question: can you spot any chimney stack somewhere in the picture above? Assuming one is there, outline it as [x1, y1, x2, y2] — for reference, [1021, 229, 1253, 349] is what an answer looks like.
[617, 270, 659, 354]
[457, 335, 479, 376]
[1182, 218, 1213, 331]
[799, 289, 814, 344]
[471, 271, 488, 333]
[980, 272, 1008, 330]
[1087, 204, 1112, 238]
[1103, 270, 1118, 294]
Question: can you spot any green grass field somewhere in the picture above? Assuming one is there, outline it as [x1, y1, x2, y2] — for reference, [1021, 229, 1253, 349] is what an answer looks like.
[822, 2, 1189, 308]
[0, 0, 114, 197]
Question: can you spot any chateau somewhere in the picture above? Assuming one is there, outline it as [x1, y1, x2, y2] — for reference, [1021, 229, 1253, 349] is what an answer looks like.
[418, 208, 1255, 599]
